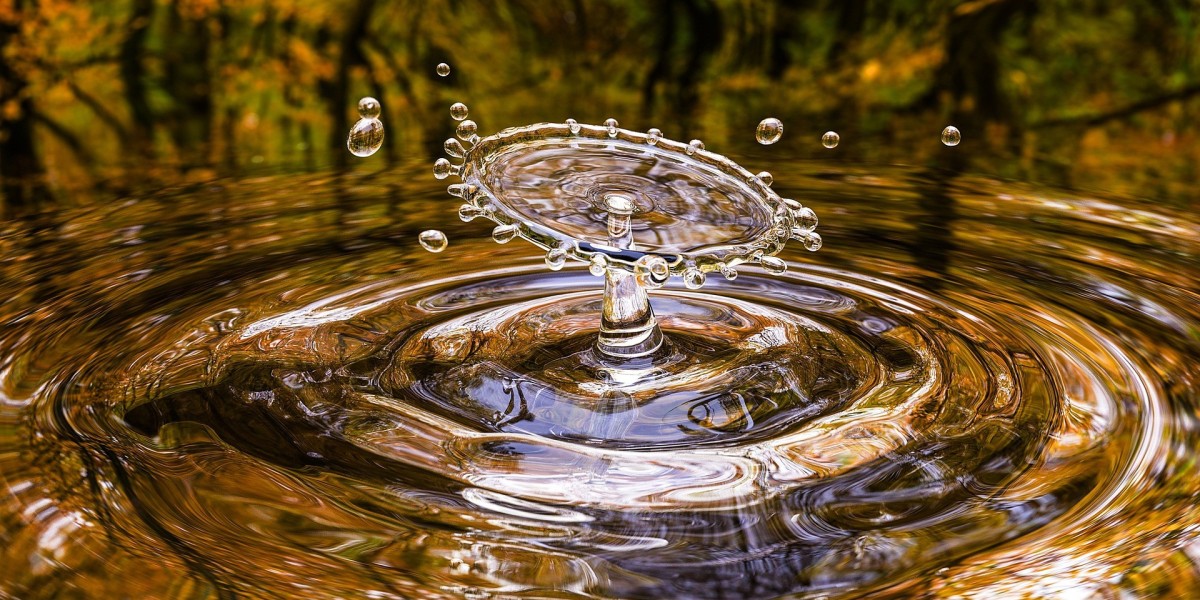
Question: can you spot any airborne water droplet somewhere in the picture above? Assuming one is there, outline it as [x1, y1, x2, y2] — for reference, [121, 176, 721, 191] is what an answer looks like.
[942, 125, 962, 146]
[436, 63, 451, 77]
[646, 128, 662, 145]
[756, 118, 783, 145]
[419, 230, 447, 253]
[605, 118, 619, 138]
[357, 97, 381, 119]
[450, 102, 469, 121]
[347, 117, 384, 157]
[686, 139, 705, 155]
[822, 131, 840, 149]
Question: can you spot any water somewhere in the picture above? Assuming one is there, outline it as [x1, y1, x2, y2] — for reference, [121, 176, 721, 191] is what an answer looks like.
[822, 131, 840, 149]
[2, 156, 1199, 598]
[437, 62, 451, 76]
[942, 126, 962, 146]
[450, 102, 469, 121]
[757, 118, 784, 145]
[419, 230, 448, 253]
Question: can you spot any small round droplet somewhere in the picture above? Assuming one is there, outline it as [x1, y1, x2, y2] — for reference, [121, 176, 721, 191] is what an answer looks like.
[458, 204, 483, 221]
[646, 128, 662, 145]
[794, 206, 818, 232]
[605, 118, 619, 138]
[821, 131, 840, 149]
[941, 126, 961, 147]
[450, 102, 469, 121]
[756, 171, 773, 186]
[589, 254, 608, 276]
[686, 139, 705, 155]
[492, 223, 519, 244]
[719, 264, 738, 281]
[357, 97, 381, 119]
[444, 138, 465, 159]
[433, 158, 453, 180]
[347, 118, 384, 157]
[566, 118, 581, 135]
[756, 118, 783, 145]
[419, 230, 447, 253]
[456, 120, 478, 141]
[759, 255, 787, 275]
[804, 232, 823, 251]
[447, 183, 467, 198]
[637, 255, 670, 288]
[545, 247, 568, 271]
[436, 63, 451, 77]
[683, 267, 705, 289]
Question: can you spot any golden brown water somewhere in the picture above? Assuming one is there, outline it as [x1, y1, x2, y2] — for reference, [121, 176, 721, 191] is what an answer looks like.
[1, 157, 1199, 599]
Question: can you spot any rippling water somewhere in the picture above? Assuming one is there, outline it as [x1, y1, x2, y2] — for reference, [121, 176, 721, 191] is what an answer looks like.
[1, 158, 1198, 599]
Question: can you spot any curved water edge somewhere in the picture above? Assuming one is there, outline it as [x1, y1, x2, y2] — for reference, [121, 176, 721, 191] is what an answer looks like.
[0, 163, 1198, 598]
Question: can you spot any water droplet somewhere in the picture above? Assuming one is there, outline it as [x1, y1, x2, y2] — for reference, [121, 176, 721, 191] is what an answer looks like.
[822, 131, 840, 149]
[588, 254, 608, 276]
[545, 247, 568, 271]
[436, 63, 451, 77]
[419, 230, 447, 253]
[447, 183, 467, 198]
[456, 120, 478, 141]
[941, 125, 961, 146]
[756, 171, 773, 186]
[804, 232, 823, 251]
[756, 118, 783, 145]
[347, 118, 384, 157]
[433, 158, 454, 180]
[794, 206, 818, 232]
[719, 264, 738, 281]
[759, 255, 787, 274]
[450, 102, 469, 121]
[357, 97, 381, 119]
[647, 256, 669, 280]
[458, 204, 483, 221]
[444, 138, 466, 159]
[605, 118, 619, 138]
[646, 128, 662, 145]
[683, 267, 706, 289]
[492, 223, 519, 244]
[686, 139, 705, 155]
[566, 118, 581, 135]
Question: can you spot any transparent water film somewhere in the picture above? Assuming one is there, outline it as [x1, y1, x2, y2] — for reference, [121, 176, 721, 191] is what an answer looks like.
[418, 229, 448, 253]
[942, 125, 962, 146]
[756, 117, 783, 144]
[822, 130, 840, 148]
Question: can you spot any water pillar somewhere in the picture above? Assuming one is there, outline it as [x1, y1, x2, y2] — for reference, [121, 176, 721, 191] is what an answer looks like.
[596, 194, 664, 358]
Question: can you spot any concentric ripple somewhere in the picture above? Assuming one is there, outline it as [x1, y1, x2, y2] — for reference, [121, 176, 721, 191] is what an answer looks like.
[1, 164, 1198, 599]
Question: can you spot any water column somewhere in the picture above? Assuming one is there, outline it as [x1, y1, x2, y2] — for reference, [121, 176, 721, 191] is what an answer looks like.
[596, 193, 664, 358]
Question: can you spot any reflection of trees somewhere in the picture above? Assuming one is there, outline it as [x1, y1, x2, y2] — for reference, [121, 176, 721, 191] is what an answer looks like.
[3, 1, 1200, 210]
